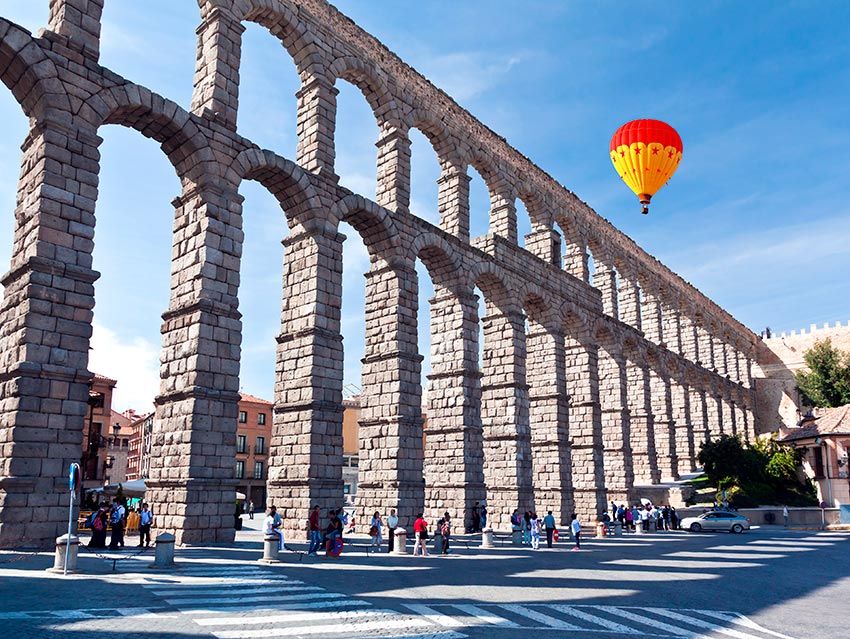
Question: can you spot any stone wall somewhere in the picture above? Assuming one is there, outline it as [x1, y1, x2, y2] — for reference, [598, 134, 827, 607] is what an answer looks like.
[0, 0, 760, 546]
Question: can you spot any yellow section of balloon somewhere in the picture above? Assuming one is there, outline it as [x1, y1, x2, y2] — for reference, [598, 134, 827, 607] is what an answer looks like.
[610, 142, 682, 200]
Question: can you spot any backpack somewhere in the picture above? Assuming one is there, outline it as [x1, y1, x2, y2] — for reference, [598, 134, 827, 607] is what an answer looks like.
[92, 514, 104, 531]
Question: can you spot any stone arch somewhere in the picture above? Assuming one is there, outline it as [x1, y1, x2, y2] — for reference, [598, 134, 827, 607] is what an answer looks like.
[0, 19, 69, 120]
[207, 0, 325, 79]
[81, 84, 215, 185]
[328, 55, 402, 132]
[231, 147, 324, 224]
[472, 263, 517, 312]
[331, 192, 401, 259]
[405, 108, 462, 168]
[411, 230, 465, 288]
[515, 179, 551, 233]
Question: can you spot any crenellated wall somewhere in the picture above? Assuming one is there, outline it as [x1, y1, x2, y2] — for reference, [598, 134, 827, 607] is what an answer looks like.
[0, 0, 760, 547]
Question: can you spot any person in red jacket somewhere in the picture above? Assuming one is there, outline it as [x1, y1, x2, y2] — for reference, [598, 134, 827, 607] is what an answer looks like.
[307, 505, 321, 555]
[413, 513, 429, 556]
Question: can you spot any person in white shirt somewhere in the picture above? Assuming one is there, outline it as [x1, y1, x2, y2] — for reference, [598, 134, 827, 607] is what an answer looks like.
[530, 514, 541, 550]
[783, 505, 789, 528]
[108, 498, 126, 549]
[386, 509, 399, 553]
[264, 505, 283, 551]
[137, 502, 154, 548]
[369, 511, 383, 550]
[570, 513, 582, 551]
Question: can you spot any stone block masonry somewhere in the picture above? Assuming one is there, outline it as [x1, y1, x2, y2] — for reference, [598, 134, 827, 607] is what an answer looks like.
[0, 0, 759, 546]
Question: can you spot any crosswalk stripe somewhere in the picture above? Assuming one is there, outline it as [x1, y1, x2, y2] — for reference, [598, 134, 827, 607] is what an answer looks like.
[194, 609, 399, 627]
[209, 616, 433, 638]
[644, 607, 763, 639]
[498, 604, 582, 630]
[698, 611, 797, 639]
[154, 585, 322, 598]
[163, 592, 343, 606]
[596, 605, 700, 637]
[453, 604, 520, 628]
[551, 605, 639, 634]
[401, 604, 464, 628]
[184, 599, 371, 616]
[143, 578, 282, 587]
[148, 581, 305, 595]
[353, 633, 465, 639]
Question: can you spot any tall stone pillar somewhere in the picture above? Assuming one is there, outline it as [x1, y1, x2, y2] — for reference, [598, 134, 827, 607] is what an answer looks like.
[725, 397, 738, 437]
[266, 222, 345, 542]
[662, 303, 682, 356]
[437, 164, 470, 242]
[47, 0, 104, 60]
[480, 304, 532, 529]
[425, 286, 485, 530]
[671, 380, 696, 473]
[642, 291, 664, 344]
[618, 277, 642, 331]
[734, 401, 748, 443]
[709, 393, 724, 438]
[691, 386, 711, 453]
[295, 76, 339, 180]
[715, 339, 729, 378]
[376, 129, 411, 214]
[563, 230, 589, 282]
[190, 6, 244, 129]
[490, 191, 517, 244]
[592, 263, 618, 319]
[697, 325, 715, 371]
[357, 262, 423, 529]
[597, 348, 634, 505]
[649, 368, 678, 481]
[680, 314, 700, 364]
[564, 339, 606, 520]
[0, 121, 101, 548]
[527, 325, 573, 527]
[148, 184, 245, 545]
[524, 228, 562, 267]
[626, 359, 660, 484]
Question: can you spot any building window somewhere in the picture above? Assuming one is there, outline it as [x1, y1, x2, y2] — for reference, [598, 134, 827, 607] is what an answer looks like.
[257, 412, 266, 425]
[254, 461, 264, 479]
[237, 435, 247, 454]
[255, 436, 265, 455]
[813, 446, 825, 479]
[236, 460, 245, 479]
[238, 411, 247, 423]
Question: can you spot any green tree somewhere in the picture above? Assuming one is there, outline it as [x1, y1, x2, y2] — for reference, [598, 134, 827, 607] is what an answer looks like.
[795, 339, 850, 408]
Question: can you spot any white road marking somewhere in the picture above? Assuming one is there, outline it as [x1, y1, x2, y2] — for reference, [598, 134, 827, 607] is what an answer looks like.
[193, 608, 399, 627]
[498, 603, 582, 629]
[184, 599, 371, 615]
[149, 581, 304, 595]
[454, 604, 520, 628]
[698, 610, 798, 639]
[163, 591, 345, 606]
[154, 585, 323, 598]
[596, 605, 704, 638]
[645, 607, 767, 639]
[209, 616, 433, 638]
[402, 604, 465, 628]
[551, 605, 640, 633]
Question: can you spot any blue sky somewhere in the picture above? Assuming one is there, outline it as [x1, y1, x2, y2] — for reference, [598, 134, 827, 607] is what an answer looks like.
[1, 1, 848, 410]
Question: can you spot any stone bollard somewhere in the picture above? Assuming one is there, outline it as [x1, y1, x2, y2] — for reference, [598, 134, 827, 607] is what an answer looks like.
[595, 522, 607, 538]
[151, 532, 175, 569]
[511, 527, 522, 546]
[393, 528, 408, 555]
[635, 522, 645, 535]
[47, 534, 80, 574]
[480, 527, 494, 548]
[614, 522, 623, 537]
[259, 533, 281, 564]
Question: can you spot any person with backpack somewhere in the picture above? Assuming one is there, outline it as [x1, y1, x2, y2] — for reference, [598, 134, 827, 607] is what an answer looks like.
[369, 511, 383, 551]
[307, 505, 322, 555]
[88, 503, 108, 548]
[108, 498, 126, 549]
[530, 513, 541, 550]
[440, 512, 451, 555]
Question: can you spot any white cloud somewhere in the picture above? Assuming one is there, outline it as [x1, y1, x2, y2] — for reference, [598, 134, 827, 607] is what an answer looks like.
[89, 322, 159, 414]
[418, 52, 524, 102]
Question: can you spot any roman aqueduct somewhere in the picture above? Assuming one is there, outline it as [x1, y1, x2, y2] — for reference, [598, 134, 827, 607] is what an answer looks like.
[0, 0, 761, 547]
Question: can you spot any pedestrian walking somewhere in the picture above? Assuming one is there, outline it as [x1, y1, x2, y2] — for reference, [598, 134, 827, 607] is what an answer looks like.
[662, 505, 671, 531]
[264, 505, 283, 551]
[523, 511, 532, 545]
[248, 500, 255, 520]
[783, 505, 789, 528]
[137, 502, 153, 548]
[413, 513, 429, 556]
[625, 506, 634, 532]
[471, 502, 481, 533]
[570, 513, 582, 551]
[108, 498, 125, 549]
[307, 505, 322, 555]
[369, 511, 383, 551]
[480, 503, 488, 530]
[530, 513, 541, 550]
[670, 506, 679, 530]
[440, 512, 451, 554]
[543, 510, 556, 548]
[387, 508, 399, 553]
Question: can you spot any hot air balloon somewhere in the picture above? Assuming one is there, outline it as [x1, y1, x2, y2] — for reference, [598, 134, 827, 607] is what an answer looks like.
[609, 119, 683, 214]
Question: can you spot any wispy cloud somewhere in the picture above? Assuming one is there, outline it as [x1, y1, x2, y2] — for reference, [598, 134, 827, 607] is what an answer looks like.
[419, 51, 525, 102]
[89, 322, 159, 413]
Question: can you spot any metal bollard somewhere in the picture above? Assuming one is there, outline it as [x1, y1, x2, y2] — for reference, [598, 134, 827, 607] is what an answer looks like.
[47, 534, 79, 574]
[151, 532, 175, 568]
[393, 527, 408, 555]
[480, 527, 494, 548]
[259, 533, 281, 564]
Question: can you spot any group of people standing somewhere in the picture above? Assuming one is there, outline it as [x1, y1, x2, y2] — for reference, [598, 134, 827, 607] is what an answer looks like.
[511, 509, 582, 550]
[609, 502, 680, 532]
[87, 499, 153, 549]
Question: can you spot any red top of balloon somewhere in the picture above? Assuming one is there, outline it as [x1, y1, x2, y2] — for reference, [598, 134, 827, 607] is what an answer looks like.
[610, 119, 683, 153]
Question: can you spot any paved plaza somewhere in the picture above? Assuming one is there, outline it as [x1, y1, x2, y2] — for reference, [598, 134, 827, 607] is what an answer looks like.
[1, 520, 847, 639]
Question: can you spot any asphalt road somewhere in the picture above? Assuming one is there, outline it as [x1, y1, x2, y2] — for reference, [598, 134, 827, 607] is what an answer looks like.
[1, 521, 847, 639]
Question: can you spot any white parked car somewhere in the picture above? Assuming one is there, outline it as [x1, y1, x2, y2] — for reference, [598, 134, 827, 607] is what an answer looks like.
[681, 510, 751, 533]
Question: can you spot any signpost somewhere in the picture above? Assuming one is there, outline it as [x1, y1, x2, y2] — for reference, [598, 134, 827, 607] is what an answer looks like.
[66, 463, 80, 576]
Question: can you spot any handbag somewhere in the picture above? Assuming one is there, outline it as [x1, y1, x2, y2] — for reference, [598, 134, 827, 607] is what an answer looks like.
[369, 525, 378, 537]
